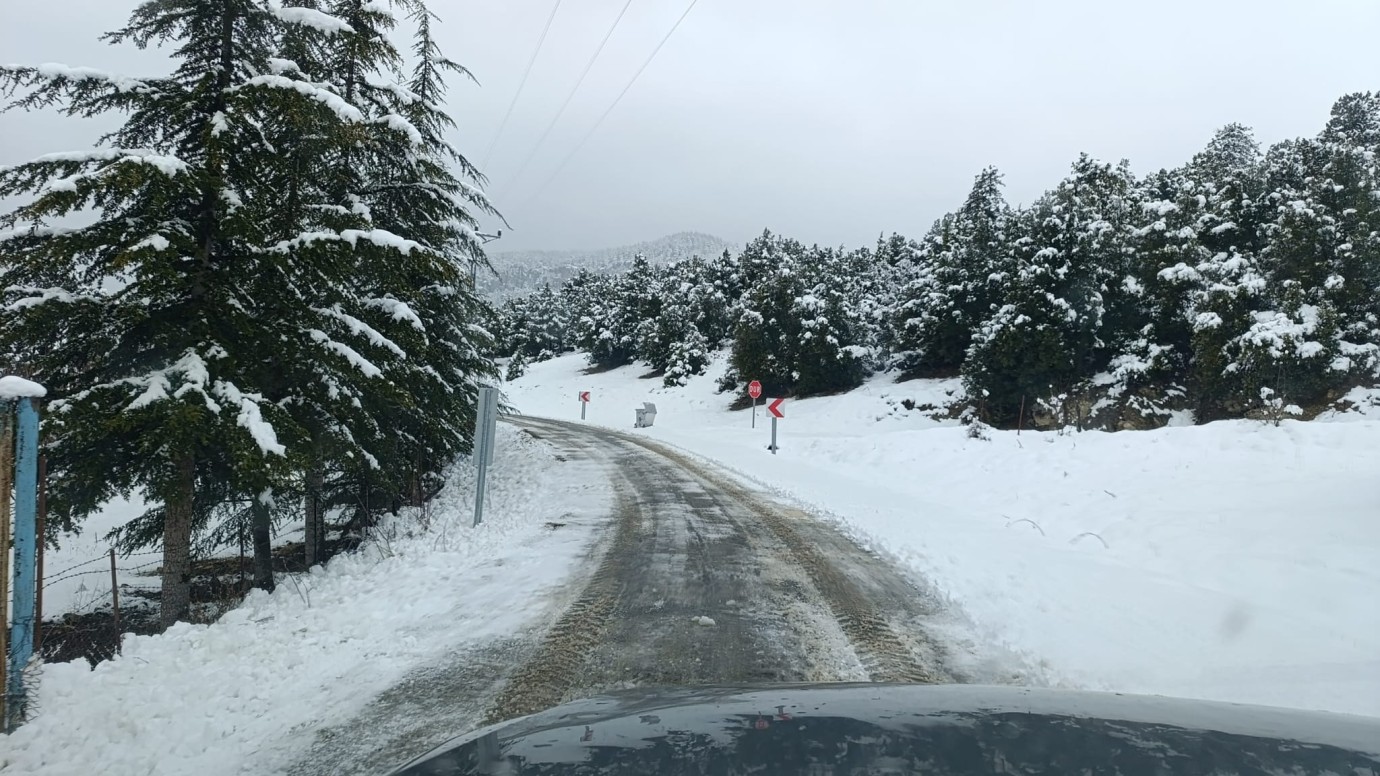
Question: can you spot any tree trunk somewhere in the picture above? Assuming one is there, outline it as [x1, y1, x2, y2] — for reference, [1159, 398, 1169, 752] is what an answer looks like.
[305, 465, 324, 566]
[160, 455, 196, 629]
[411, 448, 424, 509]
[251, 497, 275, 592]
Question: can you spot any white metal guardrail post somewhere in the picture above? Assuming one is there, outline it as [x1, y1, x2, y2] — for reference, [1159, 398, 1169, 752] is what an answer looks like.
[472, 386, 499, 527]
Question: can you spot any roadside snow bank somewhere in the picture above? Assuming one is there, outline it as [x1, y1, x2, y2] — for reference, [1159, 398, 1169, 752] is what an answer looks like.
[506, 352, 1380, 717]
[1, 425, 610, 775]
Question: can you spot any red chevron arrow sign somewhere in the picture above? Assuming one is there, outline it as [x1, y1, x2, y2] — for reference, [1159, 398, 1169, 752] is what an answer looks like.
[767, 397, 785, 419]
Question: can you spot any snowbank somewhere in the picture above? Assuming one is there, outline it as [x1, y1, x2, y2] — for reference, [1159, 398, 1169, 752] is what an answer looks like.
[505, 352, 1380, 718]
[1, 425, 611, 775]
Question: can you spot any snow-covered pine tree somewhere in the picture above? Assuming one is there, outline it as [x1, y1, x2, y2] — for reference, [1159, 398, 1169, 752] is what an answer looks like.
[517, 284, 570, 360]
[1316, 93, 1380, 346]
[671, 254, 735, 350]
[1171, 124, 1271, 419]
[288, 0, 500, 519]
[0, 0, 498, 621]
[792, 245, 869, 394]
[1116, 167, 1203, 404]
[870, 232, 921, 371]
[964, 156, 1136, 425]
[504, 349, 529, 382]
[1228, 101, 1378, 415]
[833, 243, 888, 375]
[892, 168, 1011, 377]
[0, 0, 338, 624]
[730, 233, 805, 395]
[618, 255, 669, 371]
[1302, 94, 1380, 379]
[661, 303, 711, 387]
[691, 249, 741, 350]
[574, 272, 636, 370]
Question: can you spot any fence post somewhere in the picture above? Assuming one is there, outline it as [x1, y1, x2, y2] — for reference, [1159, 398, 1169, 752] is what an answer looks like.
[34, 455, 45, 653]
[7, 396, 41, 729]
[109, 549, 121, 655]
[0, 410, 11, 729]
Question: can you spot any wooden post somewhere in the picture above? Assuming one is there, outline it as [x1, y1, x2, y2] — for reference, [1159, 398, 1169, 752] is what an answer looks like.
[238, 512, 246, 594]
[108, 549, 121, 655]
[33, 455, 45, 652]
[305, 466, 323, 567]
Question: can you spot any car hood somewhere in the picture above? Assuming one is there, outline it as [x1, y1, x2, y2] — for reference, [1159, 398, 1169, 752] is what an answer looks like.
[388, 683, 1380, 775]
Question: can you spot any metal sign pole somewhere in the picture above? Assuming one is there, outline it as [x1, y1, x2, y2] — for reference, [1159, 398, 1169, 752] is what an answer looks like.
[752, 397, 757, 429]
[770, 416, 778, 454]
[581, 394, 586, 421]
[473, 386, 498, 527]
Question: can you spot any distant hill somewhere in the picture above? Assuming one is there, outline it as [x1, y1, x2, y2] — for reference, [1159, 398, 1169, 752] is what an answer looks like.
[480, 231, 737, 300]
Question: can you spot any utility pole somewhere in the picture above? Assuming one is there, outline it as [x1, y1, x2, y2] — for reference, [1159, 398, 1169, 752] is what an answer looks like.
[470, 230, 503, 286]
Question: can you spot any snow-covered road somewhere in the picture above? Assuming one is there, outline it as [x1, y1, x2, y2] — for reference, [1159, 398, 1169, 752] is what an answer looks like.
[506, 353, 1380, 717]
[286, 416, 958, 775]
[484, 416, 955, 724]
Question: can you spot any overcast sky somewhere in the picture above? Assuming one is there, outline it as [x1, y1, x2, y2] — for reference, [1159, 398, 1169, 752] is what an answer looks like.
[3, 1, 1378, 252]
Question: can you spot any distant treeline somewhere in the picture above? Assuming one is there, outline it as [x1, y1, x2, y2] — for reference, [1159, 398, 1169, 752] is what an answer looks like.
[497, 93, 1380, 429]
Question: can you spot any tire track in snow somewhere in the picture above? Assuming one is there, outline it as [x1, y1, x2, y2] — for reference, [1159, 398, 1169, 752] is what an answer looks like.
[611, 426, 950, 685]
[487, 417, 952, 725]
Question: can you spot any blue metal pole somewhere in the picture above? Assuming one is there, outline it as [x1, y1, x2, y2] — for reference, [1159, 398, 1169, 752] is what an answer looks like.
[7, 397, 39, 723]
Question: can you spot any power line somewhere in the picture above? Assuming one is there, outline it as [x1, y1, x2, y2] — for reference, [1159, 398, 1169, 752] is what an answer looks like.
[479, 0, 564, 171]
[496, 0, 637, 200]
[518, 0, 700, 210]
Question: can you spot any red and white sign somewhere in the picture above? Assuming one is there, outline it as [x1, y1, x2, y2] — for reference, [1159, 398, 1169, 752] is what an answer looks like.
[767, 398, 785, 419]
[747, 380, 763, 399]
[579, 391, 591, 403]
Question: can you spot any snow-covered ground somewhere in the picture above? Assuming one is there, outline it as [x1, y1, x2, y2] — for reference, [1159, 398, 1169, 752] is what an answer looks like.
[504, 352, 1380, 718]
[2, 426, 612, 775]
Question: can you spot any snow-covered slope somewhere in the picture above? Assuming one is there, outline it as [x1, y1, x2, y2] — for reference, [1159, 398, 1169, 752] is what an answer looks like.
[505, 352, 1380, 718]
[2, 426, 612, 775]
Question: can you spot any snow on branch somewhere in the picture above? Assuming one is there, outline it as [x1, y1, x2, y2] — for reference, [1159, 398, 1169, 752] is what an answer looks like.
[0, 149, 188, 179]
[269, 4, 354, 34]
[308, 329, 383, 378]
[41, 150, 188, 183]
[272, 228, 426, 256]
[0, 225, 77, 244]
[238, 75, 364, 123]
[364, 297, 425, 331]
[1238, 305, 1327, 360]
[2, 62, 154, 94]
[364, 77, 422, 105]
[115, 349, 220, 415]
[314, 305, 407, 357]
[377, 113, 423, 146]
[266, 57, 301, 75]
[5, 286, 105, 311]
[213, 381, 286, 456]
